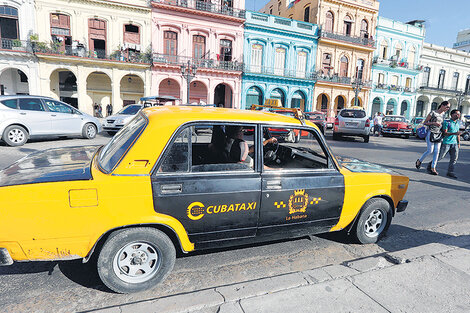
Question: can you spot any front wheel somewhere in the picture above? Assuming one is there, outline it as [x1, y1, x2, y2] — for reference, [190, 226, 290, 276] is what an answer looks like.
[82, 123, 97, 139]
[363, 135, 369, 143]
[462, 132, 470, 141]
[351, 198, 392, 244]
[2, 125, 29, 146]
[97, 227, 176, 293]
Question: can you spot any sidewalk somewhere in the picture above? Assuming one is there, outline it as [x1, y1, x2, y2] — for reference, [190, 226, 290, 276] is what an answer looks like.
[91, 232, 470, 313]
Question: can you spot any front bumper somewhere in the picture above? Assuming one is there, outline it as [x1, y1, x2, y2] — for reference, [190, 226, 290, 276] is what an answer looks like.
[382, 129, 412, 135]
[103, 125, 124, 132]
[396, 200, 408, 213]
[0, 248, 13, 266]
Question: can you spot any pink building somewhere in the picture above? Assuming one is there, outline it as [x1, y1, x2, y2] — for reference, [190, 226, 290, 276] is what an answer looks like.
[151, 0, 245, 108]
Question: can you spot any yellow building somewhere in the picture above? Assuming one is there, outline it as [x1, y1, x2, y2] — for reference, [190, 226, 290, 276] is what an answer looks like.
[261, 0, 379, 118]
[33, 0, 152, 116]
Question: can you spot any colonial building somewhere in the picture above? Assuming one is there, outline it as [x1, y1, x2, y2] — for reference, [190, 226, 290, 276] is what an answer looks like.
[151, 0, 245, 108]
[368, 18, 425, 119]
[242, 11, 318, 111]
[33, 0, 152, 115]
[260, 0, 378, 119]
[0, 0, 39, 95]
[417, 43, 470, 117]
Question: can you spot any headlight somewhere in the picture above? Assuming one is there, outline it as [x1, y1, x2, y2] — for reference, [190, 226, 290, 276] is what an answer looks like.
[116, 119, 125, 124]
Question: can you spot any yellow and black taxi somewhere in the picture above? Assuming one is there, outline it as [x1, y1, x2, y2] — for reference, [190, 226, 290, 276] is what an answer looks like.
[0, 106, 409, 293]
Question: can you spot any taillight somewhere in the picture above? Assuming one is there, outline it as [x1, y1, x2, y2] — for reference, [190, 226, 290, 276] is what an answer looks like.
[334, 118, 339, 126]
[365, 119, 370, 127]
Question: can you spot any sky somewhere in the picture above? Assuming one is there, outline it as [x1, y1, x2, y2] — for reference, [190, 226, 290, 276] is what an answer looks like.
[249, 0, 470, 48]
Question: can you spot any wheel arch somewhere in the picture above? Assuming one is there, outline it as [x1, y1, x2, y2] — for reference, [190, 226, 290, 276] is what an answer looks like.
[2, 123, 31, 135]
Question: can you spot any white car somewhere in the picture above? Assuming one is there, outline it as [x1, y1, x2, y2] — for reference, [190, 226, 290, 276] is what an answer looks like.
[102, 104, 143, 135]
[0, 95, 102, 146]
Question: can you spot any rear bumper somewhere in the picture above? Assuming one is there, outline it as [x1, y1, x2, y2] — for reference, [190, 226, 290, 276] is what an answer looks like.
[396, 200, 408, 213]
[334, 127, 369, 136]
[0, 248, 13, 266]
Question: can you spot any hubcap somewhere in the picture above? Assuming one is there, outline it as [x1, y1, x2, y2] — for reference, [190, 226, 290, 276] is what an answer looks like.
[8, 129, 25, 143]
[364, 209, 386, 237]
[87, 125, 96, 138]
[113, 242, 160, 284]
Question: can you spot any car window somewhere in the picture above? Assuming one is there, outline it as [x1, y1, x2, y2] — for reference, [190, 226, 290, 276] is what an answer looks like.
[340, 110, 366, 118]
[18, 98, 45, 111]
[306, 114, 324, 120]
[117, 105, 142, 115]
[158, 124, 256, 174]
[263, 126, 329, 170]
[0, 99, 18, 109]
[383, 116, 405, 122]
[43, 100, 73, 114]
[98, 114, 147, 173]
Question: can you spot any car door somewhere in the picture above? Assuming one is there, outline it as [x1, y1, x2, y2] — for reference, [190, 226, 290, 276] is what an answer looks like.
[42, 99, 83, 134]
[151, 123, 261, 247]
[17, 98, 52, 135]
[257, 125, 345, 238]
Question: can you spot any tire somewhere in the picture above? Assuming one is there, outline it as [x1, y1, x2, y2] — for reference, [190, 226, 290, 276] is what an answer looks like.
[2, 125, 29, 146]
[332, 133, 341, 141]
[463, 133, 470, 141]
[82, 123, 97, 139]
[97, 227, 176, 294]
[352, 198, 392, 244]
[107, 131, 117, 136]
[363, 135, 369, 143]
[404, 135, 410, 139]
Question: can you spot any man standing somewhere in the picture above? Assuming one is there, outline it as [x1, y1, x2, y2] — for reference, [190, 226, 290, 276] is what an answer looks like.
[373, 112, 383, 136]
[106, 103, 113, 117]
[428, 109, 461, 178]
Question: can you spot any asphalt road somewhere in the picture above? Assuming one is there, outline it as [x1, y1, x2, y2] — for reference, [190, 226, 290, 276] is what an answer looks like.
[0, 132, 469, 313]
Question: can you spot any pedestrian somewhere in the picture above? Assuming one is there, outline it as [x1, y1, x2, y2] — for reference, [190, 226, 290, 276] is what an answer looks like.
[426, 109, 461, 178]
[415, 101, 451, 175]
[93, 103, 99, 117]
[106, 103, 113, 117]
[98, 103, 103, 118]
[373, 112, 383, 136]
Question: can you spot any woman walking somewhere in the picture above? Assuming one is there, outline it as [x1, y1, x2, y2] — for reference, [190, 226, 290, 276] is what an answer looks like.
[415, 101, 451, 175]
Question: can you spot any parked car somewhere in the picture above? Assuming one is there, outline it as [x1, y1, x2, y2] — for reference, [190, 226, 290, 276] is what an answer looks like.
[0, 95, 101, 146]
[409, 117, 424, 135]
[381, 115, 412, 139]
[0, 106, 409, 293]
[102, 104, 143, 135]
[333, 107, 370, 142]
[305, 111, 327, 134]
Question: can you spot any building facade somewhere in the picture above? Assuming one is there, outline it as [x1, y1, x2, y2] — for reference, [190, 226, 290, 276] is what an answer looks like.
[453, 28, 470, 53]
[242, 11, 318, 111]
[33, 0, 152, 115]
[151, 0, 245, 108]
[417, 43, 470, 117]
[0, 0, 39, 96]
[368, 17, 425, 119]
[260, 0, 378, 119]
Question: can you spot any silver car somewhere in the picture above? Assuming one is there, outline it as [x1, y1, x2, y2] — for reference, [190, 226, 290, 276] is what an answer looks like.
[333, 108, 371, 143]
[102, 104, 143, 135]
[0, 95, 102, 146]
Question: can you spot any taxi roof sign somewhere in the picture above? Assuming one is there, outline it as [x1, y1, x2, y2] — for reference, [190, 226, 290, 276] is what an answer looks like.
[250, 104, 306, 126]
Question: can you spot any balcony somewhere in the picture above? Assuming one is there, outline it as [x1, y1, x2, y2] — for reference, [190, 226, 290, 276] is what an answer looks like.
[372, 57, 422, 71]
[419, 84, 469, 95]
[374, 83, 416, 93]
[243, 65, 315, 80]
[320, 30, 374, 47]
[0, 39, 31, 52]
[153, 53, 243, 71]
[152, 0, 246, 19]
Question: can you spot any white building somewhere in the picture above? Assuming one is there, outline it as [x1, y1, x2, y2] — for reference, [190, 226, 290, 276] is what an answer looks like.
[417, 43, 470, 117]
[0, 0, 39, 95]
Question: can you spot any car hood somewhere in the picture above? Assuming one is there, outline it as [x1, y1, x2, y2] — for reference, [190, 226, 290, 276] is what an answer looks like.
[337, 156, 396, 174]
[0, 146, 100, 187]
[384, 122, 407, 128]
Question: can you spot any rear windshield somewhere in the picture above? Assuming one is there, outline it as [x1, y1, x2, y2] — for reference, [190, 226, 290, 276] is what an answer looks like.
[384, 116, 406, 122]
[340, 110, 366, 118]
[98, 114, 147, 173]
[117, 105, 142, 115]
[305, 113, 324, 120]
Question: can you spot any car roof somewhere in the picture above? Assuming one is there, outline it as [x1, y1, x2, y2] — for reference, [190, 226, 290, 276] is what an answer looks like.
[0, 95, 54, 100]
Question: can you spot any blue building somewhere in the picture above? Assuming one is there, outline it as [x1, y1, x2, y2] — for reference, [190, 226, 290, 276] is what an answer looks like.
[242, 11, 319, 111]
[368, 17, 426, 119]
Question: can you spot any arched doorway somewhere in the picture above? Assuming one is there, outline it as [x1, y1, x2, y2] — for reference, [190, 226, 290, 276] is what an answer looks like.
[461, 101, 470, 115]
[50, 69, 77, 108]
[214, 83, 233, 108]
[371, 97, 382, 117]
[121, 74, 144, 110]
[400, 100, 409, 117]
[87, 72, 112, 117]
[291, 90, 306, 110]
[334, 95, 345, 115]
[386, 99, 396, 115]
[350, 97, 362, 107]
[270, 88, 286, 107]
[246, 86, 263, 109]
[431, 97, 444, 111]
[159, 78, 180, 101]
[316, 93, 329, 113]
[0, 68, 29, 95]
[189, 81, 208, 104]
[416, 96, 429, 117]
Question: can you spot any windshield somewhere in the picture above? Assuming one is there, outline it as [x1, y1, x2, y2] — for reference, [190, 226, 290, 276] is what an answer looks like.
[117, 105, 142, 115]
[384, 116, 406, 122]
[98, 114, 147, 173]
[340, 110, 366, 118]
[305, 113, 324, 120]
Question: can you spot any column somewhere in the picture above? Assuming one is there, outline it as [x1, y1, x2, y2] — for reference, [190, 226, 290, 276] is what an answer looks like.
[76, 66, 88, 114]
[111, 70, 122, 112]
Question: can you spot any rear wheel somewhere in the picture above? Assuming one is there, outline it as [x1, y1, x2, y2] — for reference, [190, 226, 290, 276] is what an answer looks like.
[97, 227, 176, 293]
[363, 135, 369, 143]
[352, 198, 392, 244]
[82, 123, 97, 139]
[462, 132, 470, 141]
[2, 125, 29, 146]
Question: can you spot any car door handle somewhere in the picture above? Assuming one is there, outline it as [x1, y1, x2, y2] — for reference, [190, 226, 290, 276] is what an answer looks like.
[266, 180, 282, 190]
[51, 114, 57, 117]
[161, 184, 182, 194]
[20, 113, 26, 115]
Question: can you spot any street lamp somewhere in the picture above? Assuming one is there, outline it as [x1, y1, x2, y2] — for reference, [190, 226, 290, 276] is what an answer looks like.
[181, 60, 197, 104]
[455, 90, 465, 112]
[352, 79, 363, 107]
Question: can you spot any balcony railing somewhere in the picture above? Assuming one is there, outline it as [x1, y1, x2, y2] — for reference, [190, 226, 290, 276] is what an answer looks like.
[374, 83, 416, 93]
[153, 53, 243, 71]
[373, 57, 422, 71]
[420, 84, 470, 95]
[320, 30, 374, 47]
[243, 65, 315, 80]
[315, 72, 352, 85]
[152, 0, 246, 19]
[0, 39, 31, 52]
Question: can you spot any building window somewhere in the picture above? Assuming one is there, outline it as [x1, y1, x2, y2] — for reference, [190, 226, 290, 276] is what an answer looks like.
[339, 56, 348, 77]
[452, 72, 459, 90]
[343, 15, 353, 36]
[274, 47, 286, 76]
[394, 43, 402, 60]
[219, 39, 232, 62]
[296, 51, 307, 78]
[124, 24, 140, 45]
[465, 75, 470, 94]
[408, 46, 416, 68]
[278, 1, 281, 11]
[406, 77, 412, 88]
[164, 31, 178, 57]
[380, 40, 388, 59]
[251, 44, 263, 73]
[303, 6, 310, 22]
[356, 59, 365, 80]
[88, 18, 107, 58]
[378, 73, 384, 85]
[360, 19, 369, 38]
[322, 53, 331, 75]
[0, 6, 19, 40]
[391, 75, 399, 86]
[193, 35, 206, 59]
[422, 67, 431, 87]
[325, 11, 334, 33]
[221, 0, 233, 8]
[50, 13, 71, 51]
[438, 69, 446, 89]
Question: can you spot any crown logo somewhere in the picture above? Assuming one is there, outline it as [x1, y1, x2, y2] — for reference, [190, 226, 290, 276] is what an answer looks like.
[288, 189, 309, 215]
[294, 189, 305, 196]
